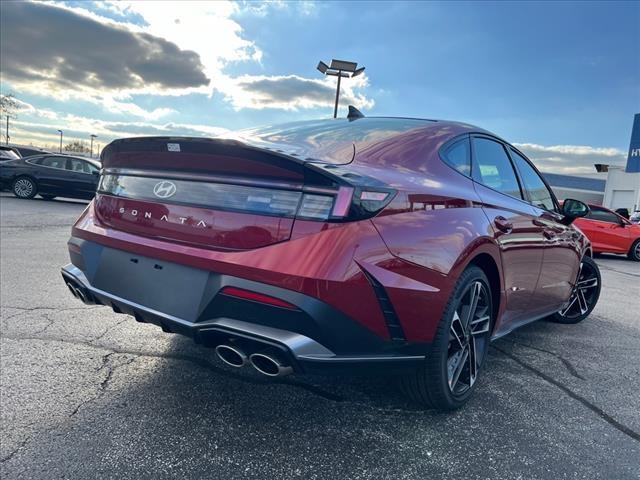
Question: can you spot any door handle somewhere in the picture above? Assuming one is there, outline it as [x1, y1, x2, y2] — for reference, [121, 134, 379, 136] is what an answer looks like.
[532, 219, 546, 227]
[543, 229, 557, 240]
[494, 216, 513, 233]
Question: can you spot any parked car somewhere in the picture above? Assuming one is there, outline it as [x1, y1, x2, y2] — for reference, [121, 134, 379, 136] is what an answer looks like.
[11, 145, 51, 158]
[61, 117, 600, 410]
[0, 154, 100, 200]
[0, 145, 21, 162]
[573, 204, 640, 261]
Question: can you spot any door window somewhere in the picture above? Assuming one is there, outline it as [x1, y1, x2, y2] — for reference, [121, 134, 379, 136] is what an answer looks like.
[509, 149, 557, 211]
[40, 157, 67, 169]
[472, 137, 523, 199]
[67, 158, 93, 174]
[587, 208, 621, 224]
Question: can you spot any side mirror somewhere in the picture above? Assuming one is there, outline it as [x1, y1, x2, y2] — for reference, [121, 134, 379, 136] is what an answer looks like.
[561, 198, 589, 225]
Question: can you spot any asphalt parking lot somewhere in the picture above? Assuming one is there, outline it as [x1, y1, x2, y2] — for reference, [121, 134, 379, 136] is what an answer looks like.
[1, 193, 639, 480]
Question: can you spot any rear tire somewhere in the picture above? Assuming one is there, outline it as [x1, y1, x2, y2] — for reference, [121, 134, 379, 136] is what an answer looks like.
[400, 266, 493, 411]
[628, 239, 640, 262]
[550, 256, 601, 324]
[12, 176, 37, 199]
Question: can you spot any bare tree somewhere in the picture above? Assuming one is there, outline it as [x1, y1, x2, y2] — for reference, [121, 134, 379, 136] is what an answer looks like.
[64, 140, 91, 153]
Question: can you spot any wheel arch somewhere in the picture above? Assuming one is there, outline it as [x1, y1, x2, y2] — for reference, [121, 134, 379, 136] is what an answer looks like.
[467, 252, 501, 329]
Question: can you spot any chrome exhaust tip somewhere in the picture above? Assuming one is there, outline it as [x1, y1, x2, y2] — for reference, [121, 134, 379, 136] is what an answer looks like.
[66, 282, 78, 298]
[75, 287, 87, 303]
[215, 344, 248, 368]
[249, 353, 293, 377]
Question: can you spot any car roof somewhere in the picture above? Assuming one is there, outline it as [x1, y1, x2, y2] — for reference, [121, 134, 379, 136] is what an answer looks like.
[107, 117, 495, 165]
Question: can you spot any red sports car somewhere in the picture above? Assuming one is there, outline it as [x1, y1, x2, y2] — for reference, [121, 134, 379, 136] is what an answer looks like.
[573, 205, 640, 261]
[61, 116, 601, 410]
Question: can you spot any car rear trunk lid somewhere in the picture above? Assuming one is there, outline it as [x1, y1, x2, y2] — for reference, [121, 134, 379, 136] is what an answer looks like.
[95, 137, 340, 250]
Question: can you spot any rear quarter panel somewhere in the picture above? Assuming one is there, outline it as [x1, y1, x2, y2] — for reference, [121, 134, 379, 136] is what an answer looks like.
[355, 129, 504, 342]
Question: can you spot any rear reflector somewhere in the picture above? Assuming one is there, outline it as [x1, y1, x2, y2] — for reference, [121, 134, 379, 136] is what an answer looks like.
[220, 286, 299, 310]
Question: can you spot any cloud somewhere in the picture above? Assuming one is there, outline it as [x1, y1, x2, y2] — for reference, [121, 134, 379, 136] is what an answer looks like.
[236, 0, 319, 18]
[1, 1, 373, 115]
[0, 1, 209, 97]
[8, 107, 228, 148]
[514, 142, 627, 175]
[222, 74, 375, 111]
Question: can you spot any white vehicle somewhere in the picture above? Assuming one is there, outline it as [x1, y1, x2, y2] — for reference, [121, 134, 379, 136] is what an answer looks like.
[0, 146, 21, 162]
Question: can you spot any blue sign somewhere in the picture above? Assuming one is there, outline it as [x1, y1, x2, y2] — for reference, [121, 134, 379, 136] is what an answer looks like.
[626, 113, 640, 173]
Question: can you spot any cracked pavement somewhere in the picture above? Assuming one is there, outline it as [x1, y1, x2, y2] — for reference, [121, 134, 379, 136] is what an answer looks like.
[1, 193, 639, 479]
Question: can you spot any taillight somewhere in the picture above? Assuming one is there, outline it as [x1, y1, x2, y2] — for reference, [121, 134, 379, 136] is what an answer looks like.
[219, 286, 299, 310]
[295, 186, 395, 222]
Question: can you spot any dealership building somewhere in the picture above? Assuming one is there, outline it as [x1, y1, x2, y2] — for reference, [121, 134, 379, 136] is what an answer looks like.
[543, 113, 640, 213]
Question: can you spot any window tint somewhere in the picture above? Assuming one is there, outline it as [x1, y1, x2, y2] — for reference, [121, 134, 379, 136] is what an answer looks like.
[442, 138, 471, 176]
[588, 208, 621, 224]
[68, 158, 93, 173]
[26, 157, 43, 165]
[472, 138, 522, 199]
[509, 149, 556, 211]
[40, 157, 67, 169]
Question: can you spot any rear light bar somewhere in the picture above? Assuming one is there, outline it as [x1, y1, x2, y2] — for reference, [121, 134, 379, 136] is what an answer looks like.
[98, 173, 395, 223]
[219, 286, 299, 310]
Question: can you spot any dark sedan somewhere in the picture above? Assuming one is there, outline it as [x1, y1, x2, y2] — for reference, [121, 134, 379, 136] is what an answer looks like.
[0, 154, 100, 200]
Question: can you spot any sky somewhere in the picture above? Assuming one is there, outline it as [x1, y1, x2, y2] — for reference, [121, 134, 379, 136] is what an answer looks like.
[0, 0, 638, 174]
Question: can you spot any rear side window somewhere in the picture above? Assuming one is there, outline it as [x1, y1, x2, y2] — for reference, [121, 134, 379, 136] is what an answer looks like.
[40, 157, 67, 169]
[442, 138, 471, 176]
[68, 158, 96, 174]
[472, 137, 522, 199]
[509, 149, 556, 211]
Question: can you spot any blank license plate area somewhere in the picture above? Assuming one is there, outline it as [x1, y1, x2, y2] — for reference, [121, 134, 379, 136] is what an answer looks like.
[92, 248, 209, 321]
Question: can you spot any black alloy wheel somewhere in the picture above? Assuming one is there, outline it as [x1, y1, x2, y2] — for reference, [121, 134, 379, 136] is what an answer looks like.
[551, 256, 601, 324]
[628, 239, 640, 262]
[401, 265, 493, 410]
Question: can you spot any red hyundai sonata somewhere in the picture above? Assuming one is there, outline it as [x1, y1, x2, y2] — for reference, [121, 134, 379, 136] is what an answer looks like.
[61, 117, 601, 410]
[572, 204, 640, 261]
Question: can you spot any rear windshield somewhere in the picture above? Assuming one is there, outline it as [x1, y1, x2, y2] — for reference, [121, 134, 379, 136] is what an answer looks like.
[223, 117, 435, 165]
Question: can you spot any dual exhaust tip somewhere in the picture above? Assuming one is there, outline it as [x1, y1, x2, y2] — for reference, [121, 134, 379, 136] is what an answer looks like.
[65, 280, 89, 303]
[215, 344, 293, 377]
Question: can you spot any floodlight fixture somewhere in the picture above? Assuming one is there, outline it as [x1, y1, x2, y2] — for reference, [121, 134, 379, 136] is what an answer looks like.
[317, 61, 329, 74]
[316, 58, 366, 118]
[352, 67, 366, 77]
[330, 59, 357, 72]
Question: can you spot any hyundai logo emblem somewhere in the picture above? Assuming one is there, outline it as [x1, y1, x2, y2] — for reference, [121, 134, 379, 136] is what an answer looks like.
[153, 181, 177, 199]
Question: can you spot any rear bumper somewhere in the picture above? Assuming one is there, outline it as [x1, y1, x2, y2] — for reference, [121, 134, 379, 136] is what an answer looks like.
[61, 240, 427, 375]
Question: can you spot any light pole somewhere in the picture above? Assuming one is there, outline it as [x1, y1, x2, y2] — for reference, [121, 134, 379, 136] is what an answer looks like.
[90, 134, 97, 158]
[57, 129, 63, 153]
[5, 115, 9, 145]
[317, 59, 365, 118]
